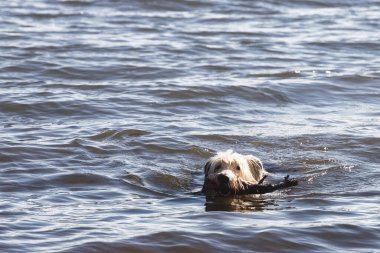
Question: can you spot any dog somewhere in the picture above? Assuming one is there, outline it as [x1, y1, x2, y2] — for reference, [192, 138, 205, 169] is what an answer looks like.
[202, 150, 267, 195]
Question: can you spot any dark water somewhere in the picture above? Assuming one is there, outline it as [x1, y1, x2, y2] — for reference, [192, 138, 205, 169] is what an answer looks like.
[1, 0, 379, 252]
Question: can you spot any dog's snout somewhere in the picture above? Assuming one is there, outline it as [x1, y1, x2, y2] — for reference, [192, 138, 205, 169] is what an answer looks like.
[217, 174, 229, 184]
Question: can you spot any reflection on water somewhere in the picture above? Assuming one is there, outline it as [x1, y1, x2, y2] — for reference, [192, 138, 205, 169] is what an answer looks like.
[205, 195, 279, 212]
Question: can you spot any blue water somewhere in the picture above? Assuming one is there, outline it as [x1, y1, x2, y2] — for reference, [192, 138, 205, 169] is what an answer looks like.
[0, 0, 379, 252]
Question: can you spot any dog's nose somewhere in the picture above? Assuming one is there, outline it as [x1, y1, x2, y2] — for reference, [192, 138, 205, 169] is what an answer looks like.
[217, 174, 229, 184]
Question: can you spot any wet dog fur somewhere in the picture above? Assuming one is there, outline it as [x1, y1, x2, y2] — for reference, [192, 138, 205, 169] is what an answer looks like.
[202, 150, 267, 195]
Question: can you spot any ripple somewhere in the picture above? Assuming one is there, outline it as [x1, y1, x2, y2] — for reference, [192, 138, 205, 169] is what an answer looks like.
[249, 71, 304, 78]
[0, 172, 117, 193]
[121, 178, 172, 198]
[16, 11, 80, 19]
[1, 0, 379, 252]
[41, 66, 187, 81]
[157, 85, 293, 105]
[89, 129, 150, 141]
[0, 100, 110, 119]
[333, 74, 377, 83]
[147, 171, 190, 192]
[52, 173, 114, 186]
[60, 0, 94, 7]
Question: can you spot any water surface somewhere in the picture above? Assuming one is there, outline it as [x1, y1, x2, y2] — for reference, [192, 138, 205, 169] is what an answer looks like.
[0, 0, 379, 252]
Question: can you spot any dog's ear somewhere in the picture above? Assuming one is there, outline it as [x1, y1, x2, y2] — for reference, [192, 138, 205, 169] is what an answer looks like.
[204, 161, 211, 175]
[245, 155, 264, 182]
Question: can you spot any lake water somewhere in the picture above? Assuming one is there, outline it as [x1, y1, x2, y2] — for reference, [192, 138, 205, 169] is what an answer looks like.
[0, 0, 379, 252]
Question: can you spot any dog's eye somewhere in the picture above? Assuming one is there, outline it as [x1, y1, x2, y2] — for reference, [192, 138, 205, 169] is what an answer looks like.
[236, 166, 240, 171]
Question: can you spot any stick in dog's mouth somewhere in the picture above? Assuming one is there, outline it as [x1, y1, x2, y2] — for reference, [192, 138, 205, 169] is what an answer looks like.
[202, 150, 298, 196]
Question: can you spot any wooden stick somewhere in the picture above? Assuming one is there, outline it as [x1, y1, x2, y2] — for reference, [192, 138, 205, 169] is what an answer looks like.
[201, 175, 298, 196]
[236, 175, 298, 195]
[258, 175, 268, 185]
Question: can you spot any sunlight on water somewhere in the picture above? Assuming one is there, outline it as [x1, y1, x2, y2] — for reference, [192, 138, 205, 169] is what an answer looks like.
[0, 0, 379, 252]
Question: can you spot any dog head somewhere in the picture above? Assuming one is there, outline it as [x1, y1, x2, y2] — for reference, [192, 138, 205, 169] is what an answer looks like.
[202, 150, 266, 195]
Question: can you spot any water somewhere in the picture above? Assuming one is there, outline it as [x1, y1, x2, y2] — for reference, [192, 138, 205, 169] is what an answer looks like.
[1, 0, 379, 252]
